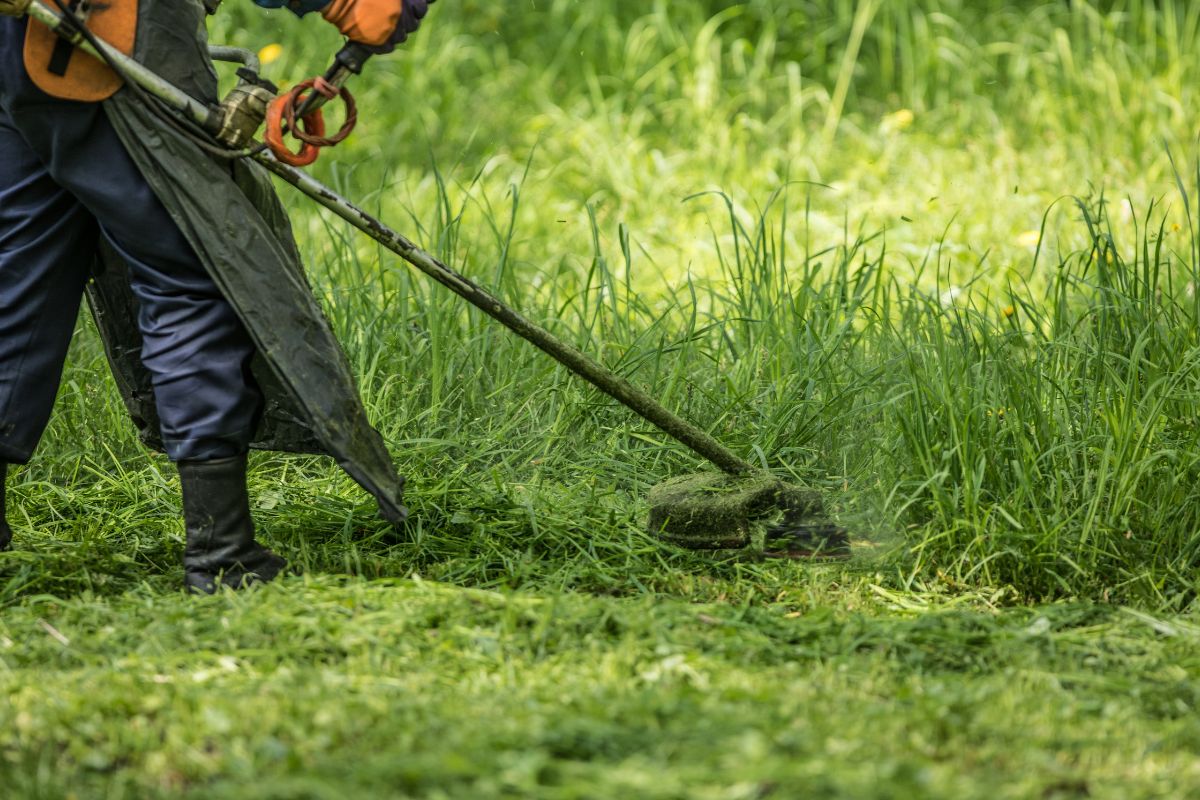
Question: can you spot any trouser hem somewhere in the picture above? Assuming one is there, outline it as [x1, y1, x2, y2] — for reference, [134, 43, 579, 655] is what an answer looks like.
[161, 424, 257, 463]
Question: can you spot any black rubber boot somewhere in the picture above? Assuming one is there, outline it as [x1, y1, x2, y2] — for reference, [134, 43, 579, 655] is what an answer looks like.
[0, 463, 11, 552]
[179, 454, 286, 594]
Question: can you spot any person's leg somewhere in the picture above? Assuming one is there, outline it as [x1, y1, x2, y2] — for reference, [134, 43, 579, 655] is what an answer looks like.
[1, 62, 282, 587]
[0, 116, 98, 465]
[53, 109, 283, 591]
[35, 113, 267, 463]
[0, 111, 99, 551]
[53, 116, 285, 591]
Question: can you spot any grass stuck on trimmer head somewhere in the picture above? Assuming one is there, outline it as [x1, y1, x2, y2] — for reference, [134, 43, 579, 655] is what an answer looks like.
[647, 472, 850, 559]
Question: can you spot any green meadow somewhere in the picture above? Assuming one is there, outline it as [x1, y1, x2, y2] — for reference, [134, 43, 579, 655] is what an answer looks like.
[4, 1, 1200, 796]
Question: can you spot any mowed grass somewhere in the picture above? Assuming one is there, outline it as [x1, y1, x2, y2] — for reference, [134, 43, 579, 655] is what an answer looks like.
[4, 1, 1200, 796]
[7, 578, 1200, 798]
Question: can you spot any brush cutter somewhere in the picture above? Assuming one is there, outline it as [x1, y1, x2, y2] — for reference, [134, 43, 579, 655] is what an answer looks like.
[16, 0, 849, 558]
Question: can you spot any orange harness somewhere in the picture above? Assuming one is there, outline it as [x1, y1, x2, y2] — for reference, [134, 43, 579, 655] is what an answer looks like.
[23, 2, 357, 166]
[24, 0, 138, 102]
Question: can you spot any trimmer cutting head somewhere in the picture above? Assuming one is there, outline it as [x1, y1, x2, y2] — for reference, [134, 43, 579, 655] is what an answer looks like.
[647, 472, 850, 558]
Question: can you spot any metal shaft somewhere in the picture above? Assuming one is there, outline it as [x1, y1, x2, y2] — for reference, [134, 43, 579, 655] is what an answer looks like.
[263, 163, 758, 476]
[24, 0, 760, 477]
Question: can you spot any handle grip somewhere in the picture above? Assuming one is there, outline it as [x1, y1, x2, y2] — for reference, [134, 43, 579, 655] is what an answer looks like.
[293, 42, 373, 118]
[333, 41, 374, 74]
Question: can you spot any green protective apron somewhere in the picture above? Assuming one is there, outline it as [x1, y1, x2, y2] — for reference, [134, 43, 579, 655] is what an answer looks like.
[87, 0, 407, 523]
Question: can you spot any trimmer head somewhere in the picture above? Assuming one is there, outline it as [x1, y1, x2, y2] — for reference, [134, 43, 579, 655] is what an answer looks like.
[647, 471, 850, 558]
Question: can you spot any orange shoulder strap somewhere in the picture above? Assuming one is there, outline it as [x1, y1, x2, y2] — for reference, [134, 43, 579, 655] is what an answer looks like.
[24, 0, 139, 103]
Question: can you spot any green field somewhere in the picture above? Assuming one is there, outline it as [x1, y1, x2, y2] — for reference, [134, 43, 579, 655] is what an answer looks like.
[4, 1, 1200, 796]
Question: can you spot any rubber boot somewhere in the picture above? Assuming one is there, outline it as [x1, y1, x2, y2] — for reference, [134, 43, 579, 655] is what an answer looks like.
[179, 454, 286, 594]
[0, 463, 10, 552]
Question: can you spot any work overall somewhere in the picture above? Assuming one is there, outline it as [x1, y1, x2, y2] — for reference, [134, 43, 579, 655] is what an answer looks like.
[0, 17, 261, 464]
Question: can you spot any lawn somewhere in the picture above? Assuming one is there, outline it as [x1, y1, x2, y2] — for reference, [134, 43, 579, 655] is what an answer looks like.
[3, 1, 1200, 796]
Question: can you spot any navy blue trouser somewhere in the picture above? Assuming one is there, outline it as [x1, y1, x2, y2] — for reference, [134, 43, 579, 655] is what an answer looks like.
[0, 18, 263, 463]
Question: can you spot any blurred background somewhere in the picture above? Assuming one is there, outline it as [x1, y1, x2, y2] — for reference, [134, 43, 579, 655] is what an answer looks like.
[210, 0, 1200, 290]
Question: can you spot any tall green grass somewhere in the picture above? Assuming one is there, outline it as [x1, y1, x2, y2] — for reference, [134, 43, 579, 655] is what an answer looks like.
[207, 0, 1200, 292]
[301, 162, 1200, 606]
[29, 172, 1200, 606]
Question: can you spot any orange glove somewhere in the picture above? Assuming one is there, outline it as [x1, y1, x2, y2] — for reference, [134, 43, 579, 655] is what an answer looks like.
[321, 0, 404, 47]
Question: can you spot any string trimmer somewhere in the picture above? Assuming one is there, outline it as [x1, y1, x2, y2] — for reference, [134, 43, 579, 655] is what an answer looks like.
[18, 0, 850, 558]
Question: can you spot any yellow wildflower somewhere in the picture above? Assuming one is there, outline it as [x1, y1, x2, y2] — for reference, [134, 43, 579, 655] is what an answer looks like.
[1016, 230, 1041, 248]
[881, 109, 915, 133]
[258, 43, 284, 66]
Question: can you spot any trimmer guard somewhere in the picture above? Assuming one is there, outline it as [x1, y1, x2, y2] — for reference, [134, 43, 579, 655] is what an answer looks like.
[647, 471, 825, 550]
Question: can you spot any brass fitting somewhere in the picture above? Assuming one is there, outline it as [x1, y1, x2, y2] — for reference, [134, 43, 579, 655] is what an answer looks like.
[0, 0, 32, 17]
[215, 73, 276, 150]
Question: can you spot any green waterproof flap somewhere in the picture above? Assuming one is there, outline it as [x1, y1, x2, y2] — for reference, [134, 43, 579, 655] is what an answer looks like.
[86, 0, 407, 523]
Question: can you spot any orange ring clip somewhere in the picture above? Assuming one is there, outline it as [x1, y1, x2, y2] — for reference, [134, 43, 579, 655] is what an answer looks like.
[264, 78, 358, 168]
[264, 83, 328, 167]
